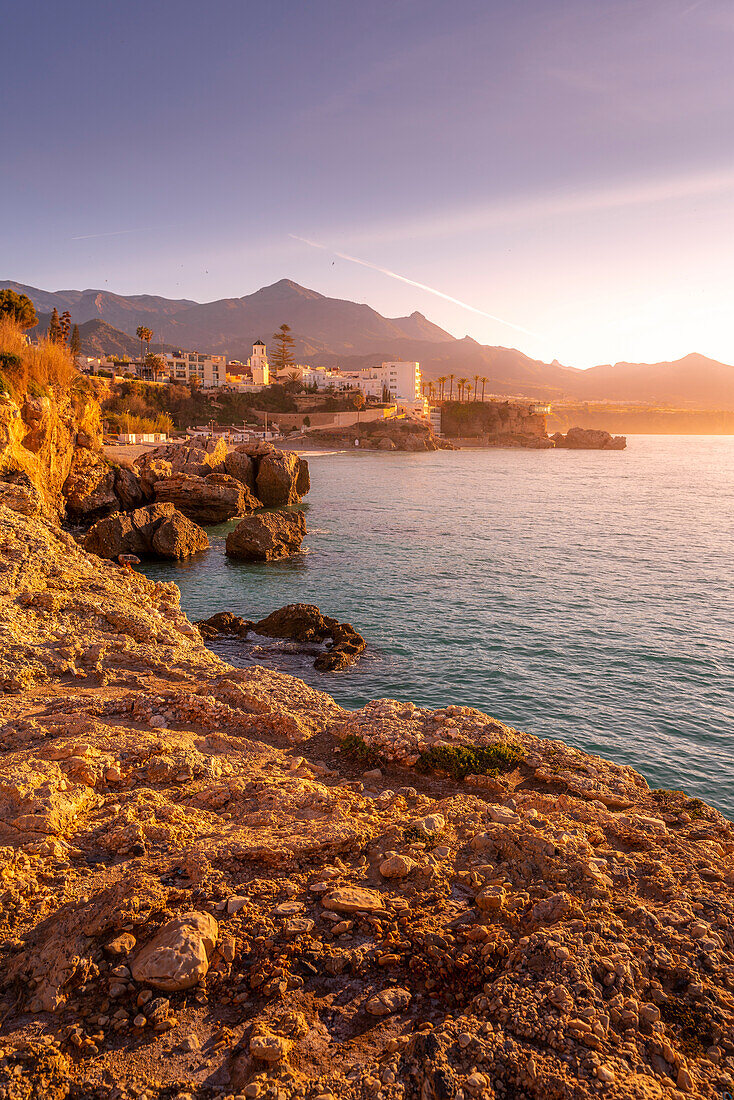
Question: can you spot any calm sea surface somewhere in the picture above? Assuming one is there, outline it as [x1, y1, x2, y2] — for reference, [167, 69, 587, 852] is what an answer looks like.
[140, 437, 734, 818]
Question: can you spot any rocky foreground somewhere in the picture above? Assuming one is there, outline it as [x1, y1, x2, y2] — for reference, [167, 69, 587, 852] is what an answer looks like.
[1, 507, 733, 1100]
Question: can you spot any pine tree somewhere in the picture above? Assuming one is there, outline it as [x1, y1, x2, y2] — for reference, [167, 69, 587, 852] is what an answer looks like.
[48, 308, 62, 344]
[70, 324, 81, 361]
[270, 323, 295, 373]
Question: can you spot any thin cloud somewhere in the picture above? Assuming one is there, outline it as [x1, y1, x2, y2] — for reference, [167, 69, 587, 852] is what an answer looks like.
[336, 164, 734, 249]
[71, 227, 150, 241]
[289, 235, 539, 338]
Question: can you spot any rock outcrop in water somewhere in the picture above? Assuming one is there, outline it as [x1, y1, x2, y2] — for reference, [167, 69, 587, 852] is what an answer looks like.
[308, 417, 453, 452]
[225, 510, 306, 561]
[551, 427, 627, 450]
[1, 500, 733, 1099]
[83, 503, 209, 561]
[136, 438, 311, 519]
[198, 603, 367, 671]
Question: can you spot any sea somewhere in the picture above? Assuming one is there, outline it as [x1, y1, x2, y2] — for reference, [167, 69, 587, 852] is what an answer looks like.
[139, 437, 734, 819]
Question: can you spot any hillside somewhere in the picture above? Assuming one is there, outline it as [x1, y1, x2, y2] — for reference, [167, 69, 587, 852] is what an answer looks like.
[4, 277, 734, 407]
[573, 353, 734, 408]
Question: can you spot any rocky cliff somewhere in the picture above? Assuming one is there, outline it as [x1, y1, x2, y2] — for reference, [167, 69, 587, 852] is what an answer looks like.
[0, 387, 103, 519]
[1, 500, 733, 1100]
[440, 400, 552, 447]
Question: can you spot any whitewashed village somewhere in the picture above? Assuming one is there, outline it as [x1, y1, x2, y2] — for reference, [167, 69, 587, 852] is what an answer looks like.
[79, 336, 435, 445]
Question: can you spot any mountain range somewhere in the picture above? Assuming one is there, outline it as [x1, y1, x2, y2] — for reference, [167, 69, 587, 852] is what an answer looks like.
[3, 278, 733, 407]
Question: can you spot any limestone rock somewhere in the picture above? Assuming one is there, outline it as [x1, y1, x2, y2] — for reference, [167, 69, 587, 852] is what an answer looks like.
[131, 911, 218, 991]
[379, 853, 418, 879]
[0, 475, 44, 517]
[113, 463, 146, 510]
[150, 513, 209, 558]
[252, 603, 366, 670]
[154, 472, 259, 524]
[250, 1030, 290, 1063]
[256, 450, 309, 507]
[135, 438, 228, 485]
[323, 887, 384, 913]
[225, 510, 306, 561]
[224, 449, 256, 492]
[63, 449, 119, 522]
[552, 427, 626, 450]
[365, 987, 412, 1016]
[84, 503, 208, 560]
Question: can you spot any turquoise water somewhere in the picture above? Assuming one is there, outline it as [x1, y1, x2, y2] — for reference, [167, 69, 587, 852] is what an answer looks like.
[140, 437, 734, 818]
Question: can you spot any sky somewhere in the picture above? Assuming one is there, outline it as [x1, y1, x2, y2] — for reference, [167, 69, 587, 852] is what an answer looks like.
[3, 0, 734, 368]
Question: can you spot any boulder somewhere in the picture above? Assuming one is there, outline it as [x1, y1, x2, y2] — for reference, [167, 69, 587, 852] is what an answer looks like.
[323, 887, 384, 913]
[224, 449, 256, 492]
[254, 603, 366, 670]
[113, 464, 147, 510]
[154, 472, 260, 524]
[366, 987, 412, 1016]
[552, 427, 627, 450]
[131, 911, 218, 992]
[62, 449, 119, 522]
[256, 450, 309, 507]
[137, 458, 173, 497]
[135, 438, 228, 483]
[225, 510, 306, 561]
[84, 503, 208, 560]
[150, 513, 210, 559]
[196, 611, 252, 639]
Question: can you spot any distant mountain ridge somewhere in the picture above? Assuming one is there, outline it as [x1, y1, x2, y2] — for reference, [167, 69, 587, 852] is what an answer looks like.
[3, 277, 733, 407]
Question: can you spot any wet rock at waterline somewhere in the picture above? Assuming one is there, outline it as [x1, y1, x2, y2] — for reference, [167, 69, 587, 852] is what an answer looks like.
[225, 510, 306, 561]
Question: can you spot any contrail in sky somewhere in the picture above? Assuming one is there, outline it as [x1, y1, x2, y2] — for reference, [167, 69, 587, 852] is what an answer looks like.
[71, 227, 148, 241]
[289, 234, 539, 338]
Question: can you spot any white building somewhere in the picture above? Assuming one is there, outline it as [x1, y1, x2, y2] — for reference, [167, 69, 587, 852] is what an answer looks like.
[160, 351, 226, 389]
[248, 340, 269, 385]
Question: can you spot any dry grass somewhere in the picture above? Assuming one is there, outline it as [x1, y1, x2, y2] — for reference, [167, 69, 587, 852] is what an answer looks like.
[0, 317, 79, 398]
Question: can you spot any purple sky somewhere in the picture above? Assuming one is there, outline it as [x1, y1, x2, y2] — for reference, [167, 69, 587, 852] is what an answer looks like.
[4, 0, 734, 367]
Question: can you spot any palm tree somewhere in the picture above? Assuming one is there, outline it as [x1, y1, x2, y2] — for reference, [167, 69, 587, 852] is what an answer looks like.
[457, 377, 469, 401]
[136, 325, 153, 362]
[480, 376, 488, 402]
[449, 374, 454, 401]
[428, 381, 436, 403]
[473, 374, 480, 400]
[437, 375, 447, 401]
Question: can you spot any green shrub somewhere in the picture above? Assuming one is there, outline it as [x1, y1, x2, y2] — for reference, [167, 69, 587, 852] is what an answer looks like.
[417, 742, 524, 781]
[340, 733, 381, 766]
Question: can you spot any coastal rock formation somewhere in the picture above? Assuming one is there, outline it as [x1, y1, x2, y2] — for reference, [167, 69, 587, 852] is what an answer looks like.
[310, 417, 452, 452]
[133, 440, 310, 514]
[153, 472, 260, 524]
[223, 448, 256, 492]
[440, 399, 553, 447]
[197, 603, 367, 670]
[134, 437, 228, 486]
[225, 510, 306, 560]
[0, 387, 103, 519]
[552, 427, 627, 450]
[255, 603, 366, 670]
[256, 450, 310, 507]
[84, 503, 209, 561]
[1, 504, 734, 1099]
[62, 447, 120, 522]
